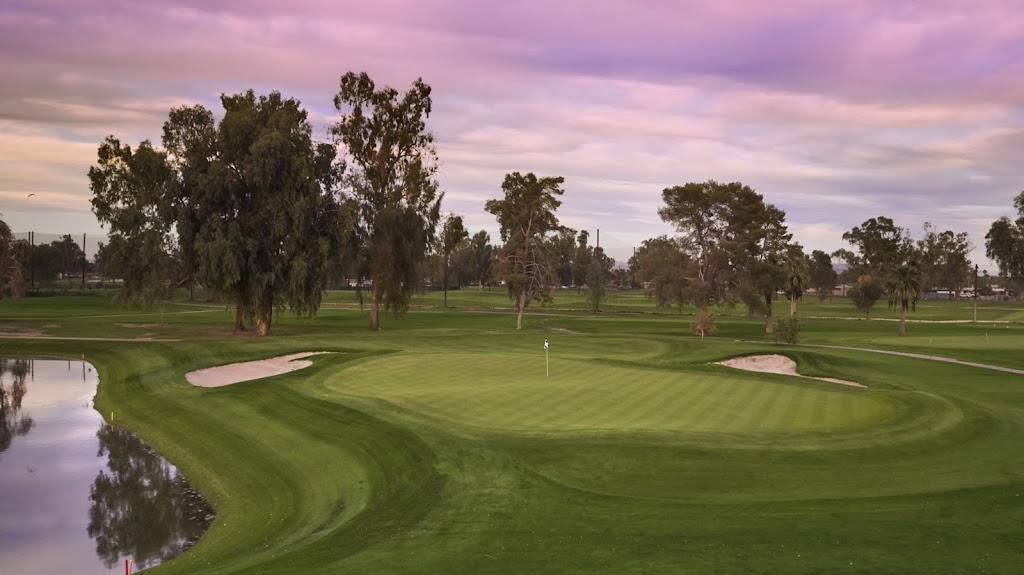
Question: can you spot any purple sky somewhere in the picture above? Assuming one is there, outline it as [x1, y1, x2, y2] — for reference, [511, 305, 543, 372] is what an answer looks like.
[2, 0, 1022, 268]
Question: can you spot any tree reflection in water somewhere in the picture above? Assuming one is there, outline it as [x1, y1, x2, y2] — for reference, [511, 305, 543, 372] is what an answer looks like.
[88, 424, 214, 569]
[0, 358, 33, 454]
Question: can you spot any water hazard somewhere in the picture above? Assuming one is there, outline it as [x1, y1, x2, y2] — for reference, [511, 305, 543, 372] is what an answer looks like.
[0, 358, 213, 573]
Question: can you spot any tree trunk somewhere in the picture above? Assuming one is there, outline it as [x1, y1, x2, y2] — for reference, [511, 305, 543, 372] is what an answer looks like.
[898, 304, 906, 336]
[443, 266, 448, 308]
[369, 275, 381, 331]
[790, 293, 797, 317]
[764, 293, 773, 334]
[516, 290, 525, 330]
[233, 304, 245, 331]
[479, 279, 483, 291]
[255, 290, 273, 336]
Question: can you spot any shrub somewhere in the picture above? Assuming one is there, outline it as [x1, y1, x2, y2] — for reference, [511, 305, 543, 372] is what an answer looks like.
[691, 311, 717, 337]
[774, 315, 801, 344]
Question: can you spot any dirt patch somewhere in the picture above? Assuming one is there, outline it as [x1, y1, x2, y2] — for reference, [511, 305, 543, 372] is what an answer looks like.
[115, 323, 162, 328]
[186, 352, 335, 388]
[0, 328, 46, 338]
[547, 327, 580, 334]
[716, 354, 865, 388]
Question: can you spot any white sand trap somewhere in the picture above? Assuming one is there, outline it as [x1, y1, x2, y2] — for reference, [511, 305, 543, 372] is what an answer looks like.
[186, 352, 334, 387]
[716, 354, 865, 388]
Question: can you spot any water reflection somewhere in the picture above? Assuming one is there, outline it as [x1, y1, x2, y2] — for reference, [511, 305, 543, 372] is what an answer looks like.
[0, 358, 34, 453]
[0, 358, 214, 574]
[88, 424, 214, 570]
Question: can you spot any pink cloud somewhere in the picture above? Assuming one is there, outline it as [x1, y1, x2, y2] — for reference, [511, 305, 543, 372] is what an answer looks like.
[2, 0, 1022, 268]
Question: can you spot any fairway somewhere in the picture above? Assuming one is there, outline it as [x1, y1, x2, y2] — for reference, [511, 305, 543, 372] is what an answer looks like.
[3, 295, 1024, 573]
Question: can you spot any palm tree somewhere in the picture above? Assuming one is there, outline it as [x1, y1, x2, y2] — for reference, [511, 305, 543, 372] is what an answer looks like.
[0, 216, 26, 299]
[886, 263, 923, 336]
[783, 248, 810, 317]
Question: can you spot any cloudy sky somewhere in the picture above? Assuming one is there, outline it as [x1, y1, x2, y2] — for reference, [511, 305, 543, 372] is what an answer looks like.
[2, 0, 1022, 268]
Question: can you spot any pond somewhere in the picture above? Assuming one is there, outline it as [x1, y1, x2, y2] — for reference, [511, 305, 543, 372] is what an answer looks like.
[0, 358, 213, 573]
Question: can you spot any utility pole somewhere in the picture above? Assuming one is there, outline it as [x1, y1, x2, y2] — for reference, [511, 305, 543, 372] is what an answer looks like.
[82, 233, 87, 289]
[973, 264, 978, 323]
[29, 231, 34, 289]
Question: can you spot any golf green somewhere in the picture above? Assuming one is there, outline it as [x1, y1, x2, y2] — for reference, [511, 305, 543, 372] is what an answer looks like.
[327, 353, 895, 434]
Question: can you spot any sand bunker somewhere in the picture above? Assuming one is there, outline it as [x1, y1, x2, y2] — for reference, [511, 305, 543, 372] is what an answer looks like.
[716, 354, 865, 388]
[186, 352, 333, 387]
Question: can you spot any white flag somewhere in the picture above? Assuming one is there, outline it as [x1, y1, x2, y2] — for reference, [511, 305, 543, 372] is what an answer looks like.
[544, 339, 549, 350]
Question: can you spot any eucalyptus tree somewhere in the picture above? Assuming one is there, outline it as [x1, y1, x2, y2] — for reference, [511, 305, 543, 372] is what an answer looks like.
[91, 90, 340, 334]
[658, 180, 787, 334]
[195, 91, 339, 335]
[331, 71, 443, 330]
[830, 248, 860, 286]
[22, 242, 63, 283]
[887, 263, 923, 336]
[88, 138, 181, 307]
[985, 191, 1024, 295]
[485, 172, 565, 330]
[849, 276, 885, 318]
[549, 228, 578, 287]
[747, 204, 791, 333]
[49, 235, 87, 281]
[466, 230, 495, 290]
[841, 216, 914, 277]
[572, 230, 591, 291]
[438, 214, 469, 307]
[0, 217, 25, 298]
[585, 246, 614, 313]
[634, 235, 692, 313]
[917, 222, 972, 297]
[748, 257, 785, 332]
[809, 250, 837, 301]
[162, 104, 216, 300]
[586, 258, 606, 313]
[985, 217, 1021, 289]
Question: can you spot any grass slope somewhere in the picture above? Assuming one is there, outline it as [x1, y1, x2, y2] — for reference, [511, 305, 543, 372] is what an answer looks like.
[2, 295, 1024, 573]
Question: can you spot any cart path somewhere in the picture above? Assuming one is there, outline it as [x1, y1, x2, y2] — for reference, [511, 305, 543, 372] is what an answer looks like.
[0, 334, 180, 342]
[798, 343, 1024, 375]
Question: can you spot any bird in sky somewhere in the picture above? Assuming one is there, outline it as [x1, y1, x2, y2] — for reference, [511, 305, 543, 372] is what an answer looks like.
[27, 193, 36, 198]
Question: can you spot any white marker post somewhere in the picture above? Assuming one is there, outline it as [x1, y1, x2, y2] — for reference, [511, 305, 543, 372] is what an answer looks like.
[544, 338, 549, 377]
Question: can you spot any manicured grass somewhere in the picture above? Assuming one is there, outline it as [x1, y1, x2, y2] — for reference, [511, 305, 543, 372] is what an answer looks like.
[2, 295, 1024, 573]
[398, 287, 1024, 322]
[330, 353, 894, 434]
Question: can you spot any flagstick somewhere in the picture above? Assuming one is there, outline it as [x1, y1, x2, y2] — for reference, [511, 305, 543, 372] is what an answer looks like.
[546, 347, 549, 378]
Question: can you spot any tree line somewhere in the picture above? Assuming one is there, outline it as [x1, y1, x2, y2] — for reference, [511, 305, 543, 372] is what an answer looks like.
[0, 233, 91, 285]
[82, 70, 616, 335]
[1, 72, 1022, 337]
